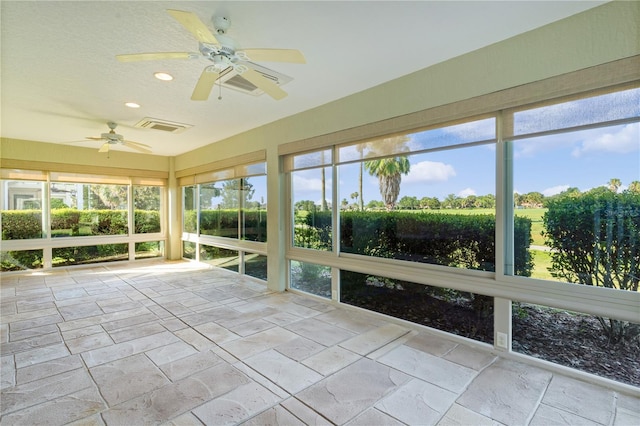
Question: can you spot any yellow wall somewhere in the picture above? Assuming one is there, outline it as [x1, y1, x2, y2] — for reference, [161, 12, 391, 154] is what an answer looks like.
[0, 138, 169, 175]
[174, 0, 640, 171]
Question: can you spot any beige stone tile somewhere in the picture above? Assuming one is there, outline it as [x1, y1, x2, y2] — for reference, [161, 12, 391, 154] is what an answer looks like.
[285, 318, 356, 346]
[82, 331, 179, 367]
[14, 342, 69, 368]
[275, 336, 325, 361]
[244, 349, 323, 394]
[376, 378, 457, 425]
[296, 358, 411, 424]
[457, 359, 552, 426]
[378, 345, 477, 393]
[405, 331, 458, 357]
[108, 321, 167, 343]
[340, 323, 411, 356]
[1, 332, 62, 356]
[146, 340, 198, 366]
[194, 321, 241, 344]
[66, 413, 106, 426]
[60, 324, 104, 340]
[220, 327, 299, 360]
[280, 397, 333, 426]
[159, 350, 224, 382]
[0, 369, 93, 415]
[437, 403, 502, 426]
[315, 309, 386, 333]
[1, 355, 15, 390]
[90, 353, 170, 406]
[174, 328, 216, 351]
[614, 407, 640, 426]
[192, 381, 281, 425]
[542, 375, 615, 425]
[66, 330, 113, 354]
[5, 313, 62, 332]
[16, 354, 83, 384]
[241, 404, 306, 426]
[228, 318, 275, 336]
[302, 345, 362, 376]
[162, 412, 204, 426]
[101, 363, 250, 424]
[0, 385, 105, 426]
[347, 408, 406, 425]
[530, 403, 603, 426]
[232, 362, 290, 399]
[442, 342, 497, 371]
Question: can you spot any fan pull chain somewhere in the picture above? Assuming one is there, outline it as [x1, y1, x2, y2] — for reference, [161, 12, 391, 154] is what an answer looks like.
[218, 80, 223, 100]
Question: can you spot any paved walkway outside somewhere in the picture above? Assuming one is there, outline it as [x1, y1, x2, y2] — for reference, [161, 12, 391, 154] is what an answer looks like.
[1, 261, 639, 425]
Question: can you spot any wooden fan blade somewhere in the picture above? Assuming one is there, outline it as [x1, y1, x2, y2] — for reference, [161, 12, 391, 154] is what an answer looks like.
[98, 143, 110, 153]
[191, 67, 220, 101]
[241, 68, 287, 100]
[116, 52, 193, 62]
[167, 9, 218, 44]
[123, 141, 152, 154]
[86, 136, 103, 141]
[241, 48, 306, 64]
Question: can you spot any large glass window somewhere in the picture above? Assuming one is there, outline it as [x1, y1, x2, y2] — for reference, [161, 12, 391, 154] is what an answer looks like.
[50, 182, 128, 237]
[290, 260, 331, 298]
[291, 165, 333, 251]
[200, 180, 239, 238]
[1, 180, 44, 240]
[52, 243, 128, 267]
[511, 88, 640, 292]
[134, 185, 161, 233]
[183, 185, 197, 233]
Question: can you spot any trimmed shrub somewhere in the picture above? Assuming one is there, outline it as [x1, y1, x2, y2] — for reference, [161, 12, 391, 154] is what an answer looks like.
[1, 210, 42, 240]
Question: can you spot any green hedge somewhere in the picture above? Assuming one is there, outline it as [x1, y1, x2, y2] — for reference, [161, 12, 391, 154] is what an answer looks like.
[1, 210, 43, 240]
[185, 209, 267, 241]
[2, 209, 160, 239]
[296, 210, 532, 275]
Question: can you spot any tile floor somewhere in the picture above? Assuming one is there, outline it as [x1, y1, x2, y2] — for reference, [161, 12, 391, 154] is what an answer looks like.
[1, 261, 638, 425]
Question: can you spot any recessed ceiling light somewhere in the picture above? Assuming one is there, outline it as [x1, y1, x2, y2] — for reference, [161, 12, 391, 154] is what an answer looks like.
[154, 72, 173, 81]
[125, 102, 141, 108]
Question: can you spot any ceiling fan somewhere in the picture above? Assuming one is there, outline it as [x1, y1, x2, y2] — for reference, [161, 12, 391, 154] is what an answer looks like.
[116, 10, 306, 101]
[81, 122, 152, 154]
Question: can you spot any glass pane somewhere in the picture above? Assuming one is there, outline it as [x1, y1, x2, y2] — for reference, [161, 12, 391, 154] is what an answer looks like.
[183, 186, 197, 233]
[292, 167, 333, 251]
[339, 144, 497, 272]
[1, 180, 44, 240]
[135, 241, 164, 259]
[513, 87, 640, 136]
[292, 149, 332, 170]
[1, 249, 43, 271]
[290, 260, 331, 298]
[242, 176, 267, 242]
[338, 118, 496, 163]
[200, 245, 239, 272]
[134, 186, 161, 234]
[513, 302, 639, 387]
[182, 241, 196, 259]
[244, 253, 267, 281]
[50, 182, 128, 237]
[52, 243, 128, 267]
[512, 123, 640, 289]
[200, 180, 239, 238]
[341, 270, 493, 344]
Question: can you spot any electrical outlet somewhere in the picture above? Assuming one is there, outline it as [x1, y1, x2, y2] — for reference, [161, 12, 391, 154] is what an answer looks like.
[496, 332, 508, 349]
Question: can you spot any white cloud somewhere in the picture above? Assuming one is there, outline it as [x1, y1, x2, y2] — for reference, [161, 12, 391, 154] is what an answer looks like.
[403, 161, 456, 184]
[571, 123, 640, 157]
[458, 187, 476, 197]
[542, 185, 570, 197]
[292, 175, 331, 192]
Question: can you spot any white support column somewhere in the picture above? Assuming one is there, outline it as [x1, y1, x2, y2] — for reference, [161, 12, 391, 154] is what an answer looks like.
[266, 148, 286, 292]
[166, 157, 182, 260]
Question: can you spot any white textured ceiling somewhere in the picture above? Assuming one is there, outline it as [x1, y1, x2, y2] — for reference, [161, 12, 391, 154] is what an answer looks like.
[1, 1, 606, 157]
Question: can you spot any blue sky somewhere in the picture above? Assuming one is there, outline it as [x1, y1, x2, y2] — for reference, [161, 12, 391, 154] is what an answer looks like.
[291, 121, 639, 205]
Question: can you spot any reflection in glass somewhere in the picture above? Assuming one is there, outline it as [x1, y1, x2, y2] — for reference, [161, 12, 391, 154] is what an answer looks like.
[1, 180, 44, 240]
[290, 260, 331, 298]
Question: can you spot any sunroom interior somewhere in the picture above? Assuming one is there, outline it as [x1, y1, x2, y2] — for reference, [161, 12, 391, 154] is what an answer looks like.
[1, 1, 639, 424]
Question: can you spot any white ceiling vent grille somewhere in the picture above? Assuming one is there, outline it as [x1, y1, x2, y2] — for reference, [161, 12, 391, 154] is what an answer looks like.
[219, 62, 293, 96]
[135, 118, 192, 133]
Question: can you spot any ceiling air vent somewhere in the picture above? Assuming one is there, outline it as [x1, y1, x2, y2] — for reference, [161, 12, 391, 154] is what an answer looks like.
[218, 62, 293, 96]
[135, 118, 192, 133]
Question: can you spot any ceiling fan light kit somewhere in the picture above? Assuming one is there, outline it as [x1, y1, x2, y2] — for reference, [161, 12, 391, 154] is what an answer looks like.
[116, 9, 306, 102]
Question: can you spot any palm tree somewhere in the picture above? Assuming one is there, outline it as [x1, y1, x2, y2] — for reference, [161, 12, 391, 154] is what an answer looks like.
[364, 156, 410, 211]
[608, 178, 622, 193]
[628, 181, 640, 194]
